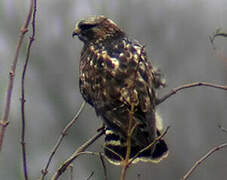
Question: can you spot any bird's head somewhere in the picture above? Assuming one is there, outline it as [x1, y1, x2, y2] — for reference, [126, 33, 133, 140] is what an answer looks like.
[72, 16, 125, 44]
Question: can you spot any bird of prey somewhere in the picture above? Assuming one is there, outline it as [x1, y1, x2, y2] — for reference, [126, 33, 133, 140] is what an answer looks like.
[72, 16, 168, 165]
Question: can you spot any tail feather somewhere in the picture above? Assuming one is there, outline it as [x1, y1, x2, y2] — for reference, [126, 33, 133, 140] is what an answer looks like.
[104, 129, 168, 165]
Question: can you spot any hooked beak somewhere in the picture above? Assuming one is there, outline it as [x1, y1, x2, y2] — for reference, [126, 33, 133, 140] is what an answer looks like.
[72, 28, 80, 38]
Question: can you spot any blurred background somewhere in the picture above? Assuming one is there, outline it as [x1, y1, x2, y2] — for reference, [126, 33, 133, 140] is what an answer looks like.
[0, 0, 227, 179]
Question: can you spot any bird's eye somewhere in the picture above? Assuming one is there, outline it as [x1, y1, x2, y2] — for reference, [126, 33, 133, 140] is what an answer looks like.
[79, 23, 97, 31]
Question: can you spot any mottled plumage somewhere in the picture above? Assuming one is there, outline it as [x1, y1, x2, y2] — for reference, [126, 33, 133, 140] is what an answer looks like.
[73, 16, 168, 165]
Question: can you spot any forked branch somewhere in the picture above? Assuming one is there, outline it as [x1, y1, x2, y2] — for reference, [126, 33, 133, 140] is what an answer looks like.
[40, 102, 86, 180]
[51, 129, 105, 180]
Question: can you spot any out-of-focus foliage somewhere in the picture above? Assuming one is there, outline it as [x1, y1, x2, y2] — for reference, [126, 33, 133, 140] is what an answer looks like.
[0, 0, 227, 179]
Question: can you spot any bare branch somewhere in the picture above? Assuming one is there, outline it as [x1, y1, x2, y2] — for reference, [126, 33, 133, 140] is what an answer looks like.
[156, 82, 227, 105]
[209, 30, 227, 62]
[74, 151, 100, 156]
[120, 104, 136, 180]
[69, 164, 73, 180]
[51, 129, 105, 180]
[209, 29, 227, 45]
[99, 152, 108, 180]
[20, 0, 37, 179]
[40, 101, 86, 180]
[182, 142, 227, 180]
[0, 0, 34, 151]
[218, 124, 227, 133]
[103, 145, 124, 161]
[86, 171, 94, 180]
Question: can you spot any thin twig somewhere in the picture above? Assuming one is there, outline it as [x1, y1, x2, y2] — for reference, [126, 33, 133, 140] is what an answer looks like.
[156, 82, 227, 105]
[209, 29, 227, 49]
[120, 104, 135, 180]
[86, 171, 94, 180]
[212, 32, 227, 39]
[209, 30, 227, 62]
[182, 142, 227, 180]
[51, 129, 105, 180]
[209, 30, 227, 45]
[69, 164, 73, 180]
[75, 151, 100, 157]
[218, 124, 227, 133]
[128, 126, 170, 165]
[20, 0, 37, 179]
[120, 47, 146, 180]
[0, 0, 34, 151]
[119, 126, 169, 180]
[99, 152, 108, 180]
[103, 145, 124, 161]
[40, 101, 86, 180]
